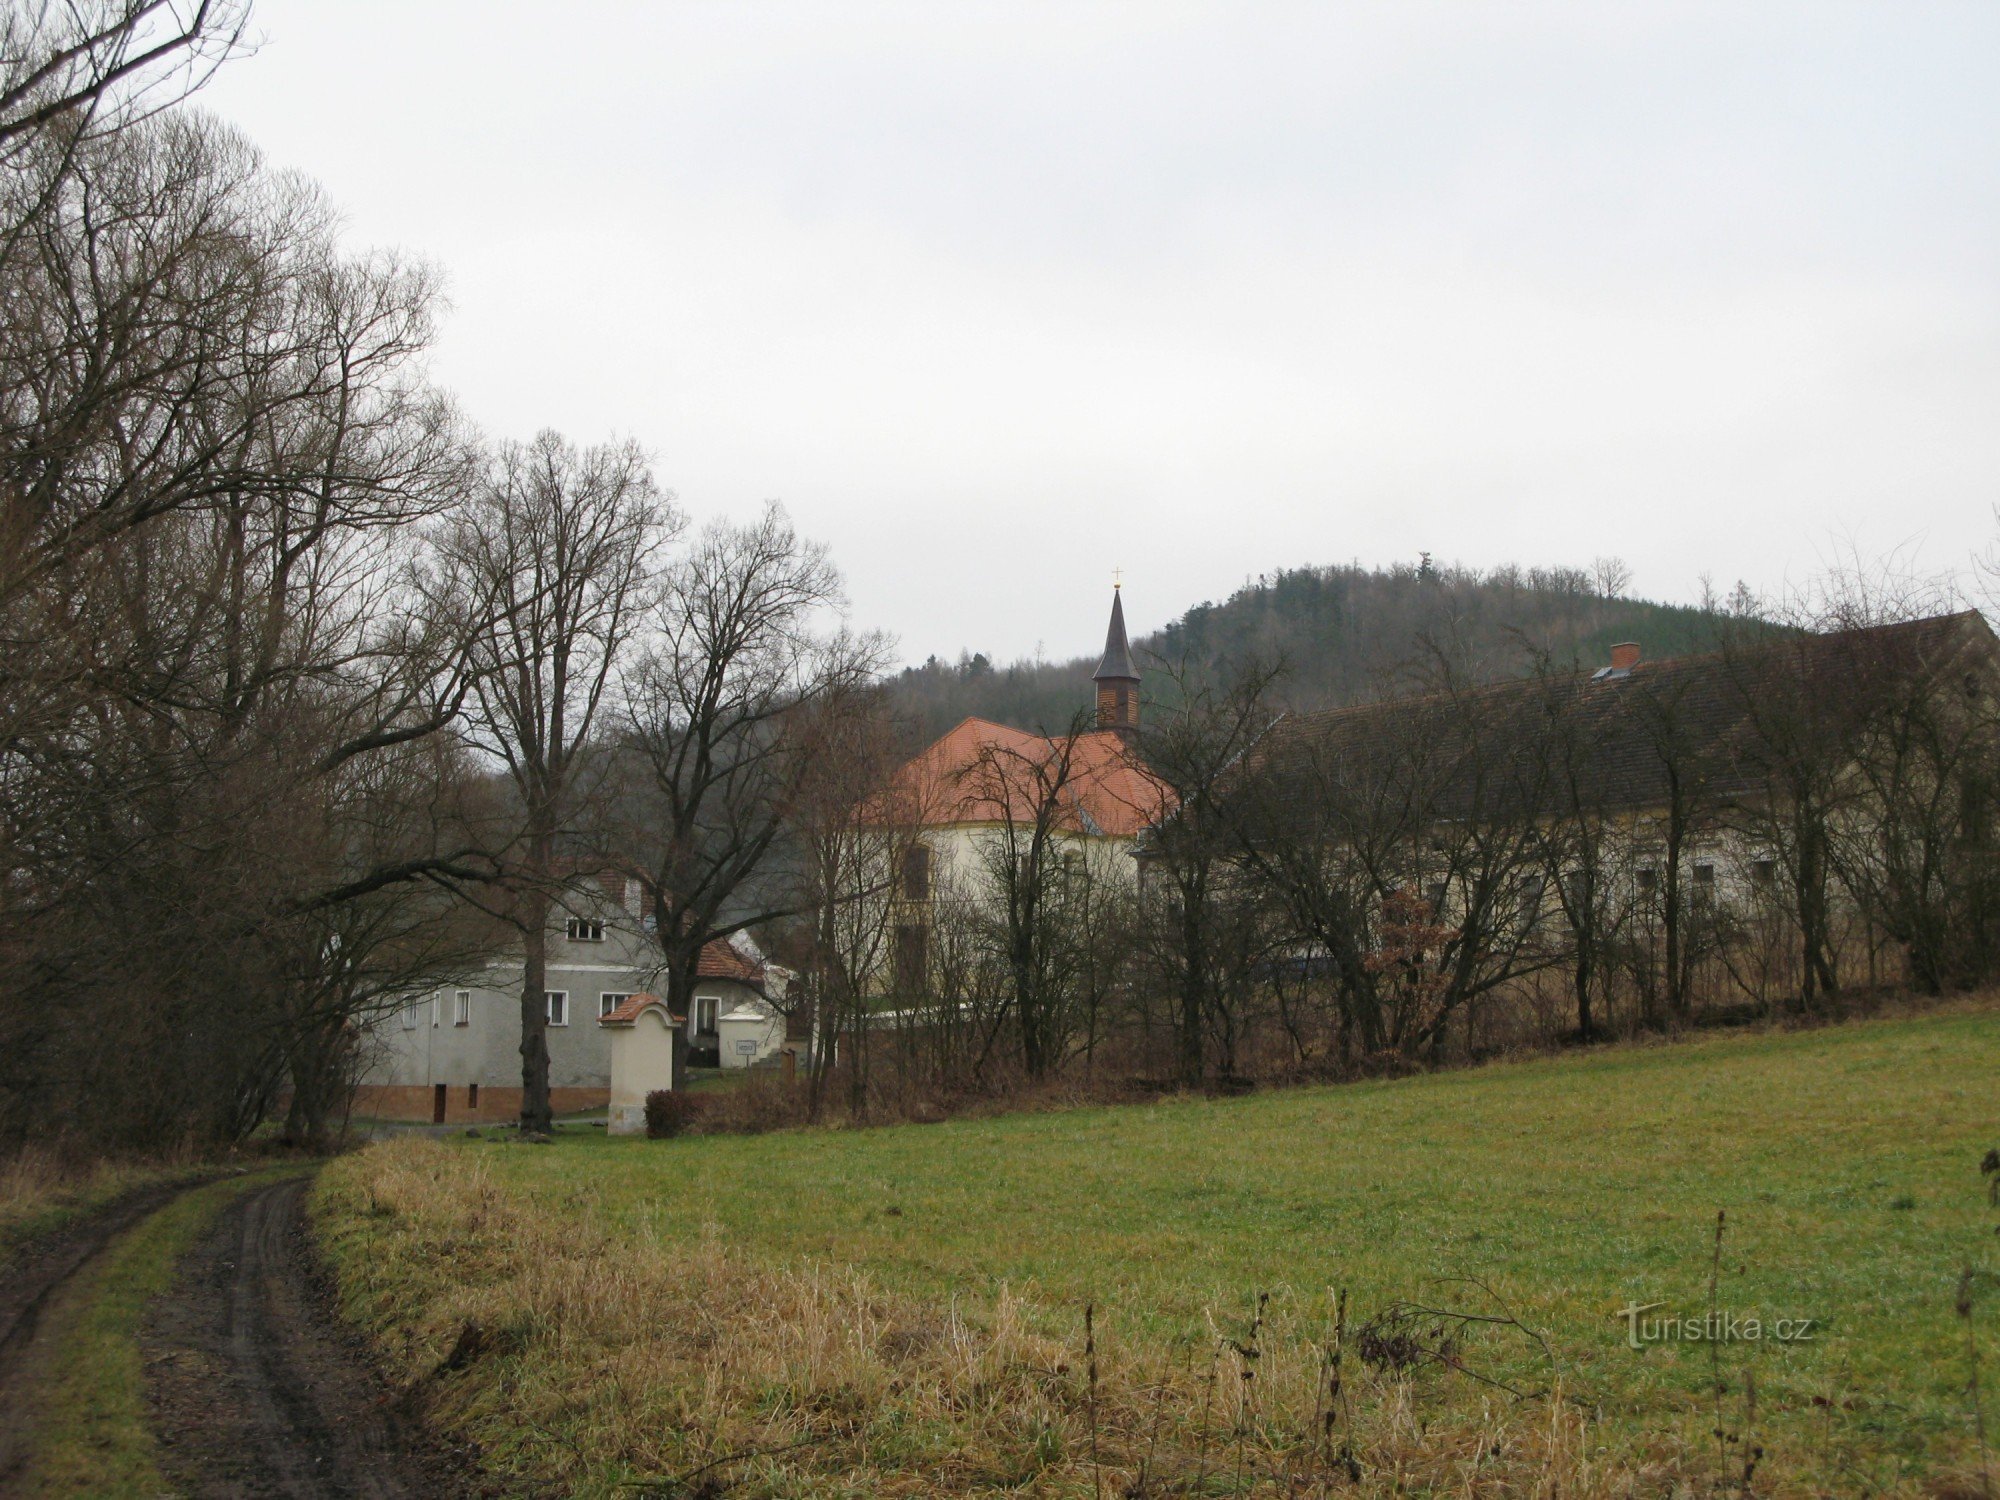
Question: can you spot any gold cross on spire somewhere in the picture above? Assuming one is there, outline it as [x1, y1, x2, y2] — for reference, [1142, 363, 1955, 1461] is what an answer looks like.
[1112, 566, 1123, 590]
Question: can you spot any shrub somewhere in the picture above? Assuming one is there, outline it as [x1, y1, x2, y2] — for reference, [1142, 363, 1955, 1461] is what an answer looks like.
[643, 1090, 704, 1139]
[690, 1072, 813, 1135]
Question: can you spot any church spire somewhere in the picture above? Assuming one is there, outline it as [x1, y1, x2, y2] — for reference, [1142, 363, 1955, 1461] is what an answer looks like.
[1092, 582, 1139, 741]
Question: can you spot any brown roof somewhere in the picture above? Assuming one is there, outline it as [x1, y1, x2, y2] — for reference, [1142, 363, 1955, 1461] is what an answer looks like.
[1245, 611, 1996, 820]
[696, 937, 765, 987]
[881, 716, 1172, 838]
[599, 993, 674, 1026]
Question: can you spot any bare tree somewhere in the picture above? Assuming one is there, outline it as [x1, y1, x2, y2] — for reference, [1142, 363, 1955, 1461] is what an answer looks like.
[956, 712, 1106, 1081]
[0, 106, 501, 1150]
[0, 1, 250, 157]
[447, 431, 671, 1136]
[1619, 667, 1729, 1023]
[1528, 658, 1632, 1039]
[776, 692, 919, 1119]
[1836, 624, 2000, 994]
[1130, 657, 1281, 1085]
[615, 503, 887, 1045]
[1592, 556, 1633, 599]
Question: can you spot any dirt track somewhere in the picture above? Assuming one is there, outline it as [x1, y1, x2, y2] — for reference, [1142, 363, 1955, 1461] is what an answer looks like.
[143, 1174, 480, 1498]
[0, 1172, 484, 1498]
[0, 1177, 207, 1488]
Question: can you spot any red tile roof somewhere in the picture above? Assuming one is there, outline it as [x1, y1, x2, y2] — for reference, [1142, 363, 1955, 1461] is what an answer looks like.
[599, 993, 673, 1026]
[879, 716, 1172, 838]
[696, 937, 765, 986]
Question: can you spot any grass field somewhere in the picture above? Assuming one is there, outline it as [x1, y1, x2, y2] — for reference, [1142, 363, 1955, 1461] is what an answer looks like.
[317, 1005, 2000, 1497]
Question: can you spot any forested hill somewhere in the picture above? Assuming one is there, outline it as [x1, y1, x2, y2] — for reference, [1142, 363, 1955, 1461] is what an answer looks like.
[887, 559, 1757, 741]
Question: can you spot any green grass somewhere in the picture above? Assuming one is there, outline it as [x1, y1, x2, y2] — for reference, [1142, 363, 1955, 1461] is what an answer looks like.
[334, 1007, 2000, 1493]
[18, 1168, 302, 1497]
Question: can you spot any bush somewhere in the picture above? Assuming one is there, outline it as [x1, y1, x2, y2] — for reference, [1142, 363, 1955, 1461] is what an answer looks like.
[643, 1090, 704, 1139]
[690, 1071, 813, 1135]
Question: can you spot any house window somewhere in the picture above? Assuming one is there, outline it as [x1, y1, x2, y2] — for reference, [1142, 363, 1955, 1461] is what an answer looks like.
[453, 990, 471, 1026]
[467, 1083, 479, 1108]
[894, 923, 928, 993]
[545, 991, 568, 1027]
[1636, 867, 1658, 893]
[565, 917, 605, 943]
[694, 995, 719, 1035]
[901, 844, 931, 901]
[1517, 876, 1544, 932]
[1751, 858, 1776, 888]
[599, 992, 630, 1020]
[401, 1001, 419, 1031]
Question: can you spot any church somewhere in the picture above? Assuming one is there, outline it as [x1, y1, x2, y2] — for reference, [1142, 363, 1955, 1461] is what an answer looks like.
[868, 586, 1174, 992]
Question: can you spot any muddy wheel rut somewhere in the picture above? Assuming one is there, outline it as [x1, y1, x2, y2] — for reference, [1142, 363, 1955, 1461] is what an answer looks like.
[143, 1174, 481, 1498]
[0, 1177, 211, 1487]
[0, 1172, 486, 1498]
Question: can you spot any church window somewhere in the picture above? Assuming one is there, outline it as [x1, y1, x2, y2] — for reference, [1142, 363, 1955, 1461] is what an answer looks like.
[901, 843, 931, 901]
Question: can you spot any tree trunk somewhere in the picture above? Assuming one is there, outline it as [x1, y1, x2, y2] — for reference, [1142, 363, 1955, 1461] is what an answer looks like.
[1176, 890, 1206, 1087]
[1574, 943, 1595, 1040]
[518, 894, 553, 1135]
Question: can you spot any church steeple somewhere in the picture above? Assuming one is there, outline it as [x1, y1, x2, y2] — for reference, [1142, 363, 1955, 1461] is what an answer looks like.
[1092, 582, 1140, 742]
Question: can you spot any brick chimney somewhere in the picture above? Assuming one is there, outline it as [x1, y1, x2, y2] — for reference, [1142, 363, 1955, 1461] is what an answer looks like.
[1609, 642, 1641, 672]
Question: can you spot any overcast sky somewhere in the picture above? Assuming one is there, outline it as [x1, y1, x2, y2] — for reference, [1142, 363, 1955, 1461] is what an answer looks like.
[200, 2, 1999, 666]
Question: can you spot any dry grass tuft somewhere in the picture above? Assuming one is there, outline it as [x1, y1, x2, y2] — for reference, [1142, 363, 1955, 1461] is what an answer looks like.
[317, 1137, 1719, 1498]
[0, 1146, 181, 1257]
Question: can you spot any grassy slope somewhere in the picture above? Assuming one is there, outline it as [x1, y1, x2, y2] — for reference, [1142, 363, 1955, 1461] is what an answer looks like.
[323, 1007, 2000, 1495]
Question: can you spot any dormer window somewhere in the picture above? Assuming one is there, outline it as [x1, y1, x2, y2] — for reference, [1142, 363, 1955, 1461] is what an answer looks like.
[565, 917, 604, 943]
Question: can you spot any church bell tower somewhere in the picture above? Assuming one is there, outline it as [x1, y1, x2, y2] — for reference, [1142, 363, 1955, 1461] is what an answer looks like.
[1092, 582, 1140, 743]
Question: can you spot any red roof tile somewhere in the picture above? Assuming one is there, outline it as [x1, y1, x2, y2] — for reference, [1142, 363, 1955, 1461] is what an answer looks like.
[878, 716, 1173, 838]
[599, 993, 674, 1026]
[696, 937, 765, 986]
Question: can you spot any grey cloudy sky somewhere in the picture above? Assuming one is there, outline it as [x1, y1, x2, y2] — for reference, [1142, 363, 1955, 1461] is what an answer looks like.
[201, 2, 1999, 666]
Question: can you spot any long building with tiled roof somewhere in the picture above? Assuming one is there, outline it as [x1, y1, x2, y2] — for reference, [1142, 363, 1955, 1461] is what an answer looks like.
[1246, 611, 1996, 821]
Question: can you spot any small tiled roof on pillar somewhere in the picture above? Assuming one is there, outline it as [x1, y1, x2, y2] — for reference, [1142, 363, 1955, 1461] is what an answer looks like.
[599, 993, 678, 1026]
[1093, 585, 1138, 684]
